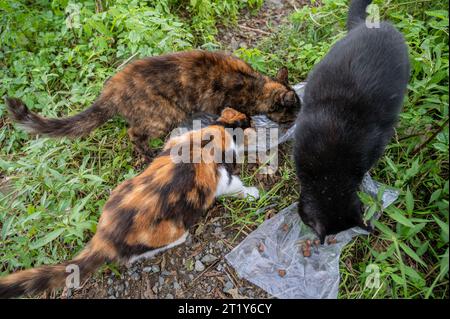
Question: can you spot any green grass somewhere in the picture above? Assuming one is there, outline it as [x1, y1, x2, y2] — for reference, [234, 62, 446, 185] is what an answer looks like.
[0, 0, 448, 299]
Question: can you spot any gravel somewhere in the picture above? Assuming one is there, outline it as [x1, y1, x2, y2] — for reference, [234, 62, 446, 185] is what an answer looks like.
[195, 260, 205, 272]
[201, 254, 218, 264]
[223, 281, 234, 293]
[131, 273, 140, 281]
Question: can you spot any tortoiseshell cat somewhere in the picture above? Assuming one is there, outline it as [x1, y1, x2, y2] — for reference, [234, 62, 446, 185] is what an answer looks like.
[0, 108, 258, 298]
[6, 50, 300, 161]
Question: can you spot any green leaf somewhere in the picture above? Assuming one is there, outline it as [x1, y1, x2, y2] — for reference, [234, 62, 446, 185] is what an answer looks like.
[440, 248, 449, 277]
[399, 242, 427, 267]
[429, 189, 442, 204]
[387, 207, 414, 227]
[374, 220, 397, 239]
[391, 273, 405, 285]
[364, 204, 378, 222]
[404, 266, 426, 286]
[29, 229, 65, 250]
[405, 187, 414, 215]
[433, 216, 449, 243]
[1, 216, 15, 240]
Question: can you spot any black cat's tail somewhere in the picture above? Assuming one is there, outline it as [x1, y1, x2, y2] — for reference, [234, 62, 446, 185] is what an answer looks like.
[347, 0, 373, 30]
[5, 97, 116, 138]
[0, 235, 111, 298]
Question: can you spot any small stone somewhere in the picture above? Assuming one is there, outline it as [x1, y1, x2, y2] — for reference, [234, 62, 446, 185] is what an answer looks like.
[201, 254, 217, 264]
[223, 281, 234, 293]
[107, 278, 113, 285]
[107, 288, 114, 295]
[109, 296, 116, 299]
[230, 37, 239, 51]
[174, 282, 181, 290]
[166, 293, 174, 299]
[189, 274, 194, 280]
[159, 276, 164, 285]
[143, 267, 152, 273]
[125, 281, 129, 288]
[152, 265, 160, 273]
[214, 227, 222, 234]
[152, 284, 158, 294]
[195, 260, 205, 272]
[161, 270, 171, 276]
[131, 273, 140, 281]
[116, 283, 124, 292]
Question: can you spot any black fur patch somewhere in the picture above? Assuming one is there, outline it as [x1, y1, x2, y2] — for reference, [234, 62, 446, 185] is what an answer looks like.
[293, 0, 410, 239]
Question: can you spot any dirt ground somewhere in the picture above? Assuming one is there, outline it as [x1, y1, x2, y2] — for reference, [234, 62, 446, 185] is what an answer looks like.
[52, 0, 305, 300]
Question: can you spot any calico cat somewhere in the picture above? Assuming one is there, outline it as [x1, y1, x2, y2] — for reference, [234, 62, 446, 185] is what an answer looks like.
[5, 50, 300, 161]
[293, 0, 410, 242]
[0, 108, 259, 298]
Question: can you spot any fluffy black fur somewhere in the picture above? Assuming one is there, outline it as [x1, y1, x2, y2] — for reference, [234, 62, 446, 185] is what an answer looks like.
[293, 0, 410, 242]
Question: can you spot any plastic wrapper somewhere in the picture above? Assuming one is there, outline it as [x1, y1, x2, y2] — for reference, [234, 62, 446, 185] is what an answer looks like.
[225, 82, 399, 299]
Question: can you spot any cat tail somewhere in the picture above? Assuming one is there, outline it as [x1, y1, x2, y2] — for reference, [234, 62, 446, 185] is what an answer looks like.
[0, 234, 112, 298]
[347, 0, 372, 30]
[5, 96, 116, 138]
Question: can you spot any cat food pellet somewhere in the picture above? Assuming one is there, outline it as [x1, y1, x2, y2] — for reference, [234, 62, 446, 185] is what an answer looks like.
[278, 269, 286, 277]
[258, 243, 265, 253]
[282, 223, 289, 232]
[302, 249, 311, 257]
[301, 243, 311, 257]
[306, 239, 312, 246]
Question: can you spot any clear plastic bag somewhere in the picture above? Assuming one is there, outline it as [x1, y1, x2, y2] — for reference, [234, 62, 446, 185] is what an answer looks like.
[225, 82, 399, 299]
[225, 175, 398, 299]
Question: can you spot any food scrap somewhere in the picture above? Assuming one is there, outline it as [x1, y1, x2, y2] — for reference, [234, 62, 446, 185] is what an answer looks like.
[302, 240, 312, 257]
[277, 269, 286, 277]
[258, 242, 265, 253]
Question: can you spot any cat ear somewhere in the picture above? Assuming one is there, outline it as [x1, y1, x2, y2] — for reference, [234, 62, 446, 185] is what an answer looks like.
[281, 91, 297, 107]
[276, 67, 289, 85]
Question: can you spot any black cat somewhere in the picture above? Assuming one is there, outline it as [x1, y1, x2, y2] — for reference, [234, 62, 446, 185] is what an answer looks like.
[294, 0, 410, 242]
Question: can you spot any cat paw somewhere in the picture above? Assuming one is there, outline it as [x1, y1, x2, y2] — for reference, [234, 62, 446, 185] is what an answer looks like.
[243, 186, 260, 201]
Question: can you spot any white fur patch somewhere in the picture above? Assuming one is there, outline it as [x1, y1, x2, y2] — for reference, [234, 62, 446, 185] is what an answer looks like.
[128, 232, 189, 264]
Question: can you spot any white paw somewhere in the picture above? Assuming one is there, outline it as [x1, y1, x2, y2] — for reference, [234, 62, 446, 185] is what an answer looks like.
[243, 186, 260, 201]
